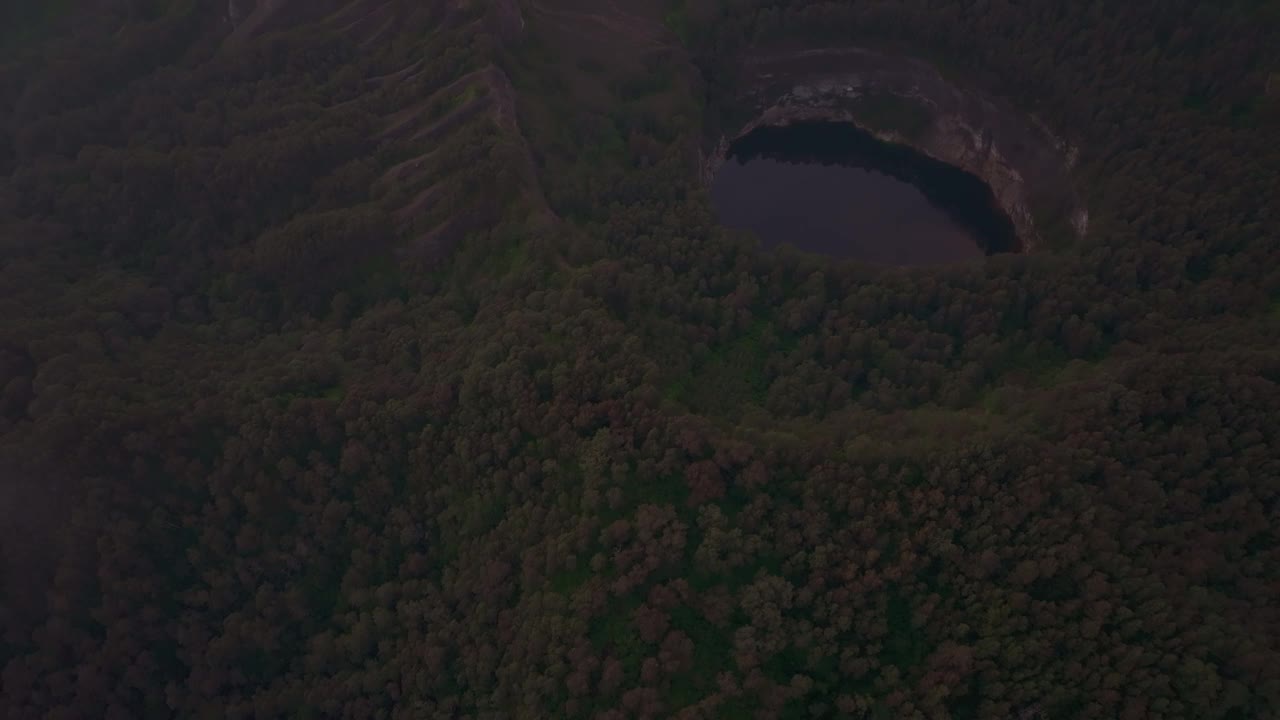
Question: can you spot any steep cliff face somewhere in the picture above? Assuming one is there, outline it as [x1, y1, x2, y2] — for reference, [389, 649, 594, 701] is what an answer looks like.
[705, 48, 1087, 250]
[227, 0, 247, 25]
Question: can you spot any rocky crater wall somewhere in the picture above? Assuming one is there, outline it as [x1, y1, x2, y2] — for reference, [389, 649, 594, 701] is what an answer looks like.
[705, 47, 1088, 250]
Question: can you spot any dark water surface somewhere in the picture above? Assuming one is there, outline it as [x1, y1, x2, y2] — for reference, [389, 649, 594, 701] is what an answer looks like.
[711, 122, 1020, 265]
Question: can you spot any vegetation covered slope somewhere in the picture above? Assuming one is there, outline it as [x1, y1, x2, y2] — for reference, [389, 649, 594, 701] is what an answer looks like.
[1, 0, 1278, 718]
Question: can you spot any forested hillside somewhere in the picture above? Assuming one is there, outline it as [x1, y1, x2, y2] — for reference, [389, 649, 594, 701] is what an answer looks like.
[1, 1, 1278, 718]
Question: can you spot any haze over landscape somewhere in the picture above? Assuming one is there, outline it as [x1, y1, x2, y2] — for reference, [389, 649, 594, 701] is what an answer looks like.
[1, 1, 1279, 718]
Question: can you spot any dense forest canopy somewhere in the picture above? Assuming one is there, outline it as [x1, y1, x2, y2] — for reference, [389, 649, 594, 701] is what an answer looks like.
[1, 0, 1279, 718]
